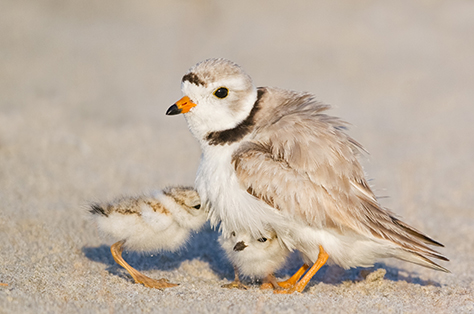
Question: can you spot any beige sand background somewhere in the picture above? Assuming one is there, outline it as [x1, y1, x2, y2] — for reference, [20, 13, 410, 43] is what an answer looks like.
[1, 1, 473, 313]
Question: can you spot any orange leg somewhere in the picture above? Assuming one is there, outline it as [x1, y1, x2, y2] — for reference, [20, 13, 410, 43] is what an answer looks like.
[275, 245, 328, 294]
[260, 264, 310, 290]
[110, 240, 178, 289]
[278, 264, 310, 288]
[260, 274, 282, 290]
[0, 283, 7, 287]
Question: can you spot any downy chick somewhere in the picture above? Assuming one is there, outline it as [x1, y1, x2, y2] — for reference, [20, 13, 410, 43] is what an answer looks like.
[219, 229, 290, 290]
[90, 186, 206, 289]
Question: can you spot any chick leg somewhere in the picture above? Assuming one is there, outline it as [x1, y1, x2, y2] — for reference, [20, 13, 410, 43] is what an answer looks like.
[260, 274, 284, 290]
[0, 283, 7, 287]
[110, 240, 178, 289]
[275, 245, 328, 294]
[221, 266, 248, 290]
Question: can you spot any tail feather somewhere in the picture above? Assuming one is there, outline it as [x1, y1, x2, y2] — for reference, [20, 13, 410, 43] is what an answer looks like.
[364, 215, 448, 265]
[392, 217, 444, 247]
[351, 177, 448, 272]
[395, 248, 450, 273]
[89, 203, 108, 217]
[420, 249, 449, 262]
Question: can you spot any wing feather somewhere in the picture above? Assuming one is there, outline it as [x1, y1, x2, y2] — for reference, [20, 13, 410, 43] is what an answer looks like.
[232, 88, 447, 266]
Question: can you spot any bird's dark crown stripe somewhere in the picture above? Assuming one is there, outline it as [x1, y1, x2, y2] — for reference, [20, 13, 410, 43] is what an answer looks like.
[206, 88, 265, 146]
[182, 72, 206, 86]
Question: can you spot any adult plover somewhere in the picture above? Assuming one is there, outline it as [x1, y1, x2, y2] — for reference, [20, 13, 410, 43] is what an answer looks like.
[90, 186, 206, 289]
[166, 58, 449, 293]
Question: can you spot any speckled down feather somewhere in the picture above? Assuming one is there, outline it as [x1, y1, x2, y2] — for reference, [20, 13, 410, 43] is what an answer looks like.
[90, 186, 207, 252]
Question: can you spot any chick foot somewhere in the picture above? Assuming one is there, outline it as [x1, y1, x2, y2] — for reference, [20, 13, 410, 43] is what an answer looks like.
[111, 240, 178, 289]
[221, 281, 249, 290]
[221, 268, 248, 290]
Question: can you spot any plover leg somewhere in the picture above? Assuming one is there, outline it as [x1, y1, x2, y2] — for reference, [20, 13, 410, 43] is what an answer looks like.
[110, 240, 178, 289]
[279, 264, 310, 288]
[221, 266, 248, 290]
[260, 273, 284, 290]
[275, 246, 328, 294]
[261, 264, 310, 289]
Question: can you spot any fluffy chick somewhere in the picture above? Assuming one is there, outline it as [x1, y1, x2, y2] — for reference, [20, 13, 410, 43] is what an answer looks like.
[90, 186, 206, 289]
[219, 229, 290, 290]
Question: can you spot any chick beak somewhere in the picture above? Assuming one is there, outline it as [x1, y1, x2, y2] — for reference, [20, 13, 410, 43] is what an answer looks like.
[166, 96, 197, 115]
[233, 241, 248, 252]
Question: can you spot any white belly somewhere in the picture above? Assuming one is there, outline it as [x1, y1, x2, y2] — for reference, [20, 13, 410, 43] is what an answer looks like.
[196, 144, 289, 242]
[291, 220, 396, 269]
[196, 145, 394, 268]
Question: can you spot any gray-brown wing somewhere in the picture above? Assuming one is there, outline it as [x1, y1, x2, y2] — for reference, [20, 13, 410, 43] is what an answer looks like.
[232, 96, 447, 266]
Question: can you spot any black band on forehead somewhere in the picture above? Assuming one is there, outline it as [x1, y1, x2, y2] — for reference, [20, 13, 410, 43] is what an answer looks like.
[206, 88, 265, 146]
[182, 72, 206, 87]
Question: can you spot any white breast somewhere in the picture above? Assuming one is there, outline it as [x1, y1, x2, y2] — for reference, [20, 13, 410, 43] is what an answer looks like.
[196, 143, 288, 241]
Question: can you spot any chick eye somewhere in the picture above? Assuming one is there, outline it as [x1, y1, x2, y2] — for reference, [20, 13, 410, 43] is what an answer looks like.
[257, 237, 267, 243]
[214, 87, 228, 99]
[231, 231, 236, 237]
[193, 204, 201, 209]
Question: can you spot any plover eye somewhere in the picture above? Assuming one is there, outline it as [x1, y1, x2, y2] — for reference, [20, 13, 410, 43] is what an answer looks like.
[213, 87, 228, 99]
[257, 237, 267, 243]
[231, 231, 236, 237]
[193, 204, 201, 209]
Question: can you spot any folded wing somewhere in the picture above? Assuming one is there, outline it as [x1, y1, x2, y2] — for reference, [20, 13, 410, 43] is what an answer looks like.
[232, 88, 448, 271]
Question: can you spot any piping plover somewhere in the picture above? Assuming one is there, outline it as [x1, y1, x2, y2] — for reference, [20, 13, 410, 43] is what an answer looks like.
[219, 229, 290, 290]
[166, 58, 449, 293]
[90, 186, 206, 289]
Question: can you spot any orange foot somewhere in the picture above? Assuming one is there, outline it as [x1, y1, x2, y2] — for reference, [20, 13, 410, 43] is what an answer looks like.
[259, 274, 292, 290]
[0, 283, 8, 287]
[111, 240, 178, 290]
[274, 245, 328, 294]
[132, 272, 178, 289]
[260, 280, 294, 290]
[261, 264, 310, 290]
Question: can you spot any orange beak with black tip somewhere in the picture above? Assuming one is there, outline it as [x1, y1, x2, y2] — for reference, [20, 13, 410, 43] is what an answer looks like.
[166, 96, 197, 115]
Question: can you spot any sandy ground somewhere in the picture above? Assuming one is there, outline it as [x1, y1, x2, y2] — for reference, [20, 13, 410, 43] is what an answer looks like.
[1, 1, 473, 313]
